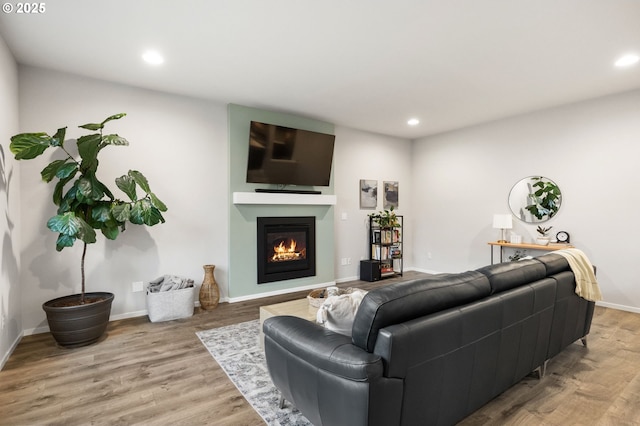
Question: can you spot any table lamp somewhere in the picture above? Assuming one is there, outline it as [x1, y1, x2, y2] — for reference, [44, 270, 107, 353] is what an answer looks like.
[493, 214, 513, 243]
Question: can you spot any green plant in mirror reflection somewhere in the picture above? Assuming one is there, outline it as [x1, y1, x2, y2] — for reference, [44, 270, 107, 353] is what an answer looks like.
[526, 177, 561, 220]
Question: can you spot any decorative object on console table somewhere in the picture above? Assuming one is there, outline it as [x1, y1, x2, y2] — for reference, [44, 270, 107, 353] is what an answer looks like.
[536, 226, 552, 246]
[556, 230, 570, 244]
[488, 239, 573, 264]
[492, 214, 513, 243]
[199, 264, 220, 310]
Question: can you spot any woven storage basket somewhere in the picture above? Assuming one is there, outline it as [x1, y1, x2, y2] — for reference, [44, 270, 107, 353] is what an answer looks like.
[147, 286, 195, 322]
[307, 288, 327, 308]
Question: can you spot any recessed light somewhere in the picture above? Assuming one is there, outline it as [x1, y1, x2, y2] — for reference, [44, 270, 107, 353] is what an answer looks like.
[142, 50, 164, 65]
[614, 54, 639, 68]
[407, 118, 420, 126]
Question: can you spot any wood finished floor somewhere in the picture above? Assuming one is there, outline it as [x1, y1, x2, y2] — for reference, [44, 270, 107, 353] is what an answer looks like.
[1, 271, 640, 426]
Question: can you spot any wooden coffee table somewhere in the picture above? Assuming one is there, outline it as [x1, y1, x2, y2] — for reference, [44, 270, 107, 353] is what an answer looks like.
[259, 298, 319, 348]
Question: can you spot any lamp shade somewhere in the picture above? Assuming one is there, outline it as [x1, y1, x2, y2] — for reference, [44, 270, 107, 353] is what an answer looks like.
[492, 214, 513, 229]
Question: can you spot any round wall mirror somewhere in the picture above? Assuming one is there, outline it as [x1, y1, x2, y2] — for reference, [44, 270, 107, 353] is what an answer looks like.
[508, 176, 562, 223]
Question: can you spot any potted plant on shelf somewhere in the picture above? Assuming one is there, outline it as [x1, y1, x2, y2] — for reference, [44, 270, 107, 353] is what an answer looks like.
[10, 113, 167, 347]
[369, 206, 400, 228]
[536, 226, 552, 246]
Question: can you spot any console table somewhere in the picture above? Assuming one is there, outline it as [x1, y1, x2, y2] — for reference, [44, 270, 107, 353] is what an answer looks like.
[488, 241, 574, 264]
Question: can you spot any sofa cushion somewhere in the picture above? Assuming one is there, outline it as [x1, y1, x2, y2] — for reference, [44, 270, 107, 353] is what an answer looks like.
[535, 253, 571, 275]
[352, 271, 491, 352]
[476, 259, 546, 294]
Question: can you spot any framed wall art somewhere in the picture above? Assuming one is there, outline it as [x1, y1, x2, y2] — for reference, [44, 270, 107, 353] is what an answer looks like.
[359, 179, 378, 209]
[383, 181, 398, 209]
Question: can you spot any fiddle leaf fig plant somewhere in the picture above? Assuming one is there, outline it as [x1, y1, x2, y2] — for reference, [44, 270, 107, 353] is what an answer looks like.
[10, 113, 167, 303]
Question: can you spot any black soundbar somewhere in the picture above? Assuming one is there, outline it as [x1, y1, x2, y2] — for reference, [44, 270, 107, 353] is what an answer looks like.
[255, 189, 322, 195]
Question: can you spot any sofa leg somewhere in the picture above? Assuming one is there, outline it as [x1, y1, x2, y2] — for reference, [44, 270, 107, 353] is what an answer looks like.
[580, 336, 588, 347]
[535, 360, 549, 379]
[278, 395, 286, 409]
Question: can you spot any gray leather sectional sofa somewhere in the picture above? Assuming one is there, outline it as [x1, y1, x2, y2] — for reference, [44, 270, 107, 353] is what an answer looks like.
[263, 253, 595, 425]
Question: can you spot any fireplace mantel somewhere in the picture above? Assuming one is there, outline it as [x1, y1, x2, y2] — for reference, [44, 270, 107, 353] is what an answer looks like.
[232, 192, 337, 206]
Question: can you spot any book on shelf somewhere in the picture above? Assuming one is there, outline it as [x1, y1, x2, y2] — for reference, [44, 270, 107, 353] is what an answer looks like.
[372, 246, 380, 259]
[372, 246, 388, 260]
[382, 230, 392, 244]
[389, 245, 402, 258]
[380, 262, 394, 274]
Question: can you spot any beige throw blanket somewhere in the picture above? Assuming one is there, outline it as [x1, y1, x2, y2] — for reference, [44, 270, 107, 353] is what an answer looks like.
[554, 248, 602, 302]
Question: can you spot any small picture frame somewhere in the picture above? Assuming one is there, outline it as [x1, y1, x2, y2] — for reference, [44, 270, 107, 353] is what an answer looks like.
[360, 179, 378, 209]
[383, 181, 399, 209]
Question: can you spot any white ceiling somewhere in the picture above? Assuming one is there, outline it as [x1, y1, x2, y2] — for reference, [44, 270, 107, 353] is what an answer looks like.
[1, 0, 639, 139]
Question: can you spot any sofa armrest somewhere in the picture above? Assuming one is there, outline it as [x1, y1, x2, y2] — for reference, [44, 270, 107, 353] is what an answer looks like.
[263, 315, 383, 381]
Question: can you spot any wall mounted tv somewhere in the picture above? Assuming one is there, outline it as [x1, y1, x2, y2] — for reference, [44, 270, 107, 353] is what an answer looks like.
[246, 121, 336, 187]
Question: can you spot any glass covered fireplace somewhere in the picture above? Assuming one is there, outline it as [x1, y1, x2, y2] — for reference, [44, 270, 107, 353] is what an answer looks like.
[257, 216, 316, 284]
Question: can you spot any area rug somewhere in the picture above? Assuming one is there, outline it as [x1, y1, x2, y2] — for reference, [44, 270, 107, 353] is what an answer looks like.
[196, 320, 312, 426]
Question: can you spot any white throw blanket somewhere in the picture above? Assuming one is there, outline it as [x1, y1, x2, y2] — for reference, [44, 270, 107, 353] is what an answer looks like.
[554, 248, 602, 302]
[316, 288, 368, 336]
[148, 274, 194, 293]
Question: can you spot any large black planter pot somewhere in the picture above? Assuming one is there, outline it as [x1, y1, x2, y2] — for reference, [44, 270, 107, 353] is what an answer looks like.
[42, 292, 115, 348]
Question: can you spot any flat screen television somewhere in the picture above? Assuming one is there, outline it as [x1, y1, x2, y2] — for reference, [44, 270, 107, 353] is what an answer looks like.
[246, 121, 336, 187]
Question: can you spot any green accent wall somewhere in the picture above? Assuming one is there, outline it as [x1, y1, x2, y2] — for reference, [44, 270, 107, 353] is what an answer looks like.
[228, 104, 335, 299]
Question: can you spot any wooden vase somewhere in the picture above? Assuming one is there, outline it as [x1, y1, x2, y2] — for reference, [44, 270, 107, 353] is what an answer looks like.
[199, 264, 220, 310]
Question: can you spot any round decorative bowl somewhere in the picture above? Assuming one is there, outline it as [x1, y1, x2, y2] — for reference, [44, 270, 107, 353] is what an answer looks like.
[536, 237, 550, 246]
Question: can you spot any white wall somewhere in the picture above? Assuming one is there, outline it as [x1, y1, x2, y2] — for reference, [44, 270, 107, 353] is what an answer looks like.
[18, 66, 229, 333]
[14, 67, 415, 335]
[411, 89, 640, 312]
[333, 126, 413, 281]
[9, 63, 640, 346]
[0, 35, 20, 368]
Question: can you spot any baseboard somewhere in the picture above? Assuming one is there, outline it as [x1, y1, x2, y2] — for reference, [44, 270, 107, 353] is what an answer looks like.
[23, 325, 49, 336]
[596, 301, 640, 314]
[335, 275, 358, 284]
[21, 300, 218, 336]
[227, 281, 335, 303]
[17, 282, 635, 341]
[18, 272, 431, 338]
[1, 331, 24, 371]
[110, 309, 148, 321]
[408, 266, 442, 274]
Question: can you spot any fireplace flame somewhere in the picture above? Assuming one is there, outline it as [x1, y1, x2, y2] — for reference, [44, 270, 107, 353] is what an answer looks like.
[272, 239, 305, 262]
